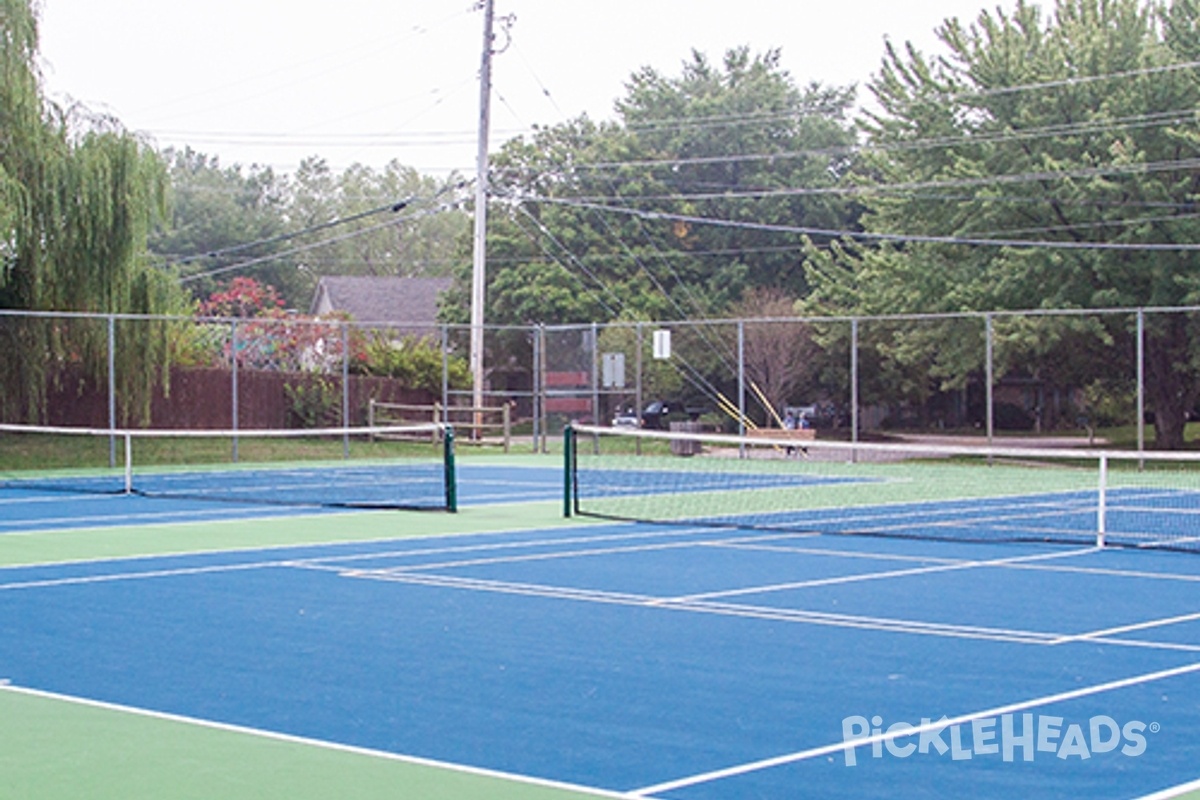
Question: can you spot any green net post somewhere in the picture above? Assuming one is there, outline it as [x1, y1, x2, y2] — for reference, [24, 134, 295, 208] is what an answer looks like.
[443, 426, 457, 513]
[563, 424, 575, 518]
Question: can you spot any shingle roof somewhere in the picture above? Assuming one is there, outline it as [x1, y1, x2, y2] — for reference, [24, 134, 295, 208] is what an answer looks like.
[310, 276, 452, 327]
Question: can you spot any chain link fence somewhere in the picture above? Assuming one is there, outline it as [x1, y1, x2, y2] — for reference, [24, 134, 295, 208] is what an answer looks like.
[3, 306, 1197, 452]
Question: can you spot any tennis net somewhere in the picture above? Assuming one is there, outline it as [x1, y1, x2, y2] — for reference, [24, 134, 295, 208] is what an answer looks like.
[565, 424, 1200, 553]
[0, 423, 456, 511]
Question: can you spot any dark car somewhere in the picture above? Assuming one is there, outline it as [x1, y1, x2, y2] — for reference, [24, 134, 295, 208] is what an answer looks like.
[640, 400, 708, 430]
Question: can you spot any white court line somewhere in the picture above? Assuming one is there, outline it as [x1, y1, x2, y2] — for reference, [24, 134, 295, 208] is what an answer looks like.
[353, 539, 708, 573]
[1135, 776, 1200, 800]
[701, 539, 965, 564]
[0, 492, 123, 506]
[350, 570, 1064, 645]
[0, 560, 290, 591]
[1010, 561, 1200, 584]
[714, 539, 1200, 585]
[631, 660, 1200, 797]
[664, 547, 1095, 603]
[349, 557, 1200, 652]
[0, 526, 734, 591]
[0, 503, 281, 530]
[1051, 610, 1200, 645]
[0, 683, 637, 800]
[1084, 636, 1200, 654]
[290, 526, 729, 567]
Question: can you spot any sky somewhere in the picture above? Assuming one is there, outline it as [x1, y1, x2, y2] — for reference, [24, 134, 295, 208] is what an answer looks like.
[35, 0, 998, 177]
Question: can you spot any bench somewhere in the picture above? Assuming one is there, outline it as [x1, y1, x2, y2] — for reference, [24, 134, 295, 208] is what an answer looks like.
[747, 428, 816, 441]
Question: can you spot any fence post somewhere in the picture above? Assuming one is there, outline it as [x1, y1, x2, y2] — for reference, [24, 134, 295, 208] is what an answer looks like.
[441, 325, 450, 416]
[636, 322, 643, 457]
[341, 322, 350, 458]
[737, 320, 746, 456]
[1137, 308, 1145, 467]
[231, 319, 239, 462]
[985, 313, 995, 446]
[538, 324, 547, 453]
[851, 317, 859, 460]
[107, 315, 116, 467]
[591, 322, 600, 429]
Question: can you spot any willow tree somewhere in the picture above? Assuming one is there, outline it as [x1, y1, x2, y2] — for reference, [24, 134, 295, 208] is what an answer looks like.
[1, 0, 181, 423]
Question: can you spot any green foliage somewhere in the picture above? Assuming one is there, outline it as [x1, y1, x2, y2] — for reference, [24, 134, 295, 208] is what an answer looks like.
[0, 0, 188, 424]
[154, 153, 470, 311]
[461, 49, 860, 333]
[356, 334, 469, 392]
[803, 0, 1200, 447]
[283, 376, 341, 429]
[1079, 377, 1137, 428]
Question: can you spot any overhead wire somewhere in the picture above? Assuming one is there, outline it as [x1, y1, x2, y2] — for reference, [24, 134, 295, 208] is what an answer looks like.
[496, 34, 755, 415]
[529, 196, 1200, 252]
[177, 199, 463, 284]
[174, 181, 467, 283]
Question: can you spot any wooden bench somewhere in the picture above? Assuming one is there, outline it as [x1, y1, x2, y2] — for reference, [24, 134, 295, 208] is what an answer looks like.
[747, 428, 816, 441]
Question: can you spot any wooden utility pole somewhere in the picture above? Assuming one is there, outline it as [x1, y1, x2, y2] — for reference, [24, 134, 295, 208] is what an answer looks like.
[470, 0, 495, 429]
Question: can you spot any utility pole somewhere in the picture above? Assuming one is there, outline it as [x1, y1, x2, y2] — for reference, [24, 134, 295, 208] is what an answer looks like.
[470, 0, 495, 431]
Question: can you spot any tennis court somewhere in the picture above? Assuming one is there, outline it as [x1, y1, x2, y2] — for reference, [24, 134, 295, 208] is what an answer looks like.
[1, 433, 1199, 799]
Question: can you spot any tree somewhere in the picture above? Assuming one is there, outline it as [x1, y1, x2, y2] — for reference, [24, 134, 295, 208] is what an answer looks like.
[803, 0, 1200, 447]
[151, 148, 294, 304]
[155, 153, 471, 311]
[453, 49, 859, 409]
[285, 157, 469, 302]
[468, 49, 859, 328]
[617, 47, 860, 298]
[728, 287, 819, 421]
[0, 0, 185, 423]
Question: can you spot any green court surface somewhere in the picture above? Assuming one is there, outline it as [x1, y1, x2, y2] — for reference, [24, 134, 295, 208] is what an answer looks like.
[0, 686, 616, 800]
[0, 495, 580, 568]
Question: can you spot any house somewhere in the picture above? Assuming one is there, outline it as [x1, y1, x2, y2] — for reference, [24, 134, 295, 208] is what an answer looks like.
[309, 276, 452, 329]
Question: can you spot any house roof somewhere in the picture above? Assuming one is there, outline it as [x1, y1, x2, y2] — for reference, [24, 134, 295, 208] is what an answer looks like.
[310, 276, 452, 327]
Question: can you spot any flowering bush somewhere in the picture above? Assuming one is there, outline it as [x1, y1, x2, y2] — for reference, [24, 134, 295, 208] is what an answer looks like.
[195, 278, 367, 373]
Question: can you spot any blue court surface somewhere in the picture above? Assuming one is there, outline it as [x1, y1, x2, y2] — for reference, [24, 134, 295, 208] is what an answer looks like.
[1, 461, 1198, 799]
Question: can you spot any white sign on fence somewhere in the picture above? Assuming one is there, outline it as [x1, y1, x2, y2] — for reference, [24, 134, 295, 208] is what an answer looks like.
[602, 352, 626, 388]
[653, 329, 672, 360]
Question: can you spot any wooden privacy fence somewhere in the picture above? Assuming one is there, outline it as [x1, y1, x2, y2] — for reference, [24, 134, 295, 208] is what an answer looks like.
[38, 367, 434, 430]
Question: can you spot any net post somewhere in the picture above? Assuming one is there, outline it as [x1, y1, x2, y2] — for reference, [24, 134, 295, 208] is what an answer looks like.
[443, 425, 457, 513]
[123, 431, 133, 495]
[563, 424, 575, 518]
[1096, 453, 1107, 548]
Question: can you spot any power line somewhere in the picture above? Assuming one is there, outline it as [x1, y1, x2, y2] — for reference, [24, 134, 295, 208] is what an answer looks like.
[177, 201, 462, 284]
[534, 155, 1200, 205]
[172, 180, 467, 282]
[531, 196, 1200, 252]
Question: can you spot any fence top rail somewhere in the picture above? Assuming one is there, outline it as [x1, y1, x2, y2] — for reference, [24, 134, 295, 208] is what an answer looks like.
[4, 305, 1200, 330]
[535, 304, 1200, 333]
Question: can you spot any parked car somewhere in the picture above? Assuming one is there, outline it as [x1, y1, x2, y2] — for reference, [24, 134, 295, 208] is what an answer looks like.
[611, 400, 708, 430]
[611, 408, 641, 428]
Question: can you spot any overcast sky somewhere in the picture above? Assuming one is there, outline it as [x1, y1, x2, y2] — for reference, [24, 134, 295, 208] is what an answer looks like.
[36, 0, 997, 176]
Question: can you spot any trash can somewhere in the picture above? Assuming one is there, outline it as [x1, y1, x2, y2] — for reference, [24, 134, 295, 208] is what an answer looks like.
[669, 421, 703, 456]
